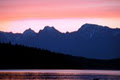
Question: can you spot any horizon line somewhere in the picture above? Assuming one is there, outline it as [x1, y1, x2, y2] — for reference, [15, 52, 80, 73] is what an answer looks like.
[0, 23, 119, 34]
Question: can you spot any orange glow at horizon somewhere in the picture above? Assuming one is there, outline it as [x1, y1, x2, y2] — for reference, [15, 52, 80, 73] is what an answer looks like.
[0, 0, 120, 33]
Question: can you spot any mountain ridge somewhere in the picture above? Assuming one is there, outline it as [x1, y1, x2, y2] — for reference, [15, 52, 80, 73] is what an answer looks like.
[1, 23, 119, 34]
[0, 23, 120, 59]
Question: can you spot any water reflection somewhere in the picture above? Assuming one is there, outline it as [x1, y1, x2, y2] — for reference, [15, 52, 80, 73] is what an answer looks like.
[0, 70, 120, 80]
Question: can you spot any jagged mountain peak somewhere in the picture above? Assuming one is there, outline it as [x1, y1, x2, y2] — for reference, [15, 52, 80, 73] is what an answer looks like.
[23, 28, 36, 35]
[78, 23, 110, 32]
[43, 26, 57, 31]
[39, 26, 60, 33]
[80, 23, 102, 29]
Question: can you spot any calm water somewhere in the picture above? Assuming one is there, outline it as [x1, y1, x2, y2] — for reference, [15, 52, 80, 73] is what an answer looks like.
[0, 70, 120, 80]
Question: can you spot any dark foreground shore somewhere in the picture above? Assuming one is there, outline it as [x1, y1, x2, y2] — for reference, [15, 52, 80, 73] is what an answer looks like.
[0, 43, 120, 69]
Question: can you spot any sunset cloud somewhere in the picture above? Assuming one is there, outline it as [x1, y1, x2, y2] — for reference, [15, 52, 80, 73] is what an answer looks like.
[0, 0, 120, 20]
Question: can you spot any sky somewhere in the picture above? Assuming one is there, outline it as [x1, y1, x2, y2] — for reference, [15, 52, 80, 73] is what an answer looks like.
[0, 0, 120, 33]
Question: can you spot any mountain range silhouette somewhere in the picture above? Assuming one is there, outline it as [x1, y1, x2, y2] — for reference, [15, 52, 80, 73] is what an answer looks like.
[0, 23, 120, 59]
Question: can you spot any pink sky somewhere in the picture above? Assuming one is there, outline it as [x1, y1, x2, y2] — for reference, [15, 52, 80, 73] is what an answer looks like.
[0, 0, 120, 33]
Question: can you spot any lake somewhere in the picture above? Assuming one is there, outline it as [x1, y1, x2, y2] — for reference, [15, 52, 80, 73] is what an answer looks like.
[0, 70, 120, 80]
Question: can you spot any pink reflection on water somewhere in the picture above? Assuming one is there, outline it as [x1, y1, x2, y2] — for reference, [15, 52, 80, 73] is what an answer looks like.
[0, 70, 120, 75]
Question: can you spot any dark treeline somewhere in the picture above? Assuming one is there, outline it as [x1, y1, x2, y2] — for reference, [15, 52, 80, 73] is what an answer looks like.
[0, 42, 120, 69]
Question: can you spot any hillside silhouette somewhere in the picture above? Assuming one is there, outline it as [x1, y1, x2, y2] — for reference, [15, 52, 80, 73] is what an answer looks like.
[0, 42, 120, 69]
